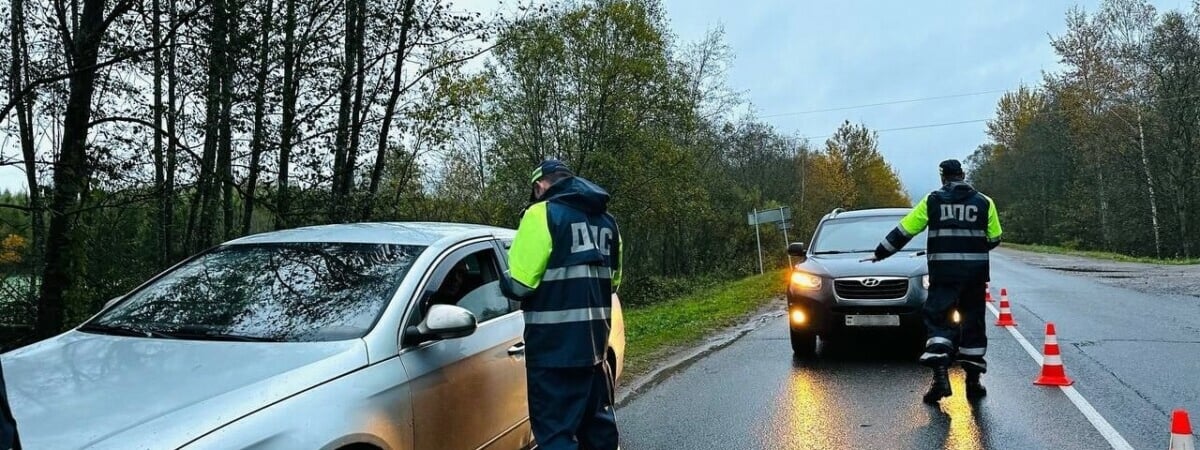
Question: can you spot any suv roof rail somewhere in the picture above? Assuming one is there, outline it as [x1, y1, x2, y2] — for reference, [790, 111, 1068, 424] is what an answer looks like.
[829, 207, 845, 218]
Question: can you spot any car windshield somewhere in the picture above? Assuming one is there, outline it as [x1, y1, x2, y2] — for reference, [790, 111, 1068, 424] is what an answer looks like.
[811, 216, 927, 254]
[87, 243, 426, 342]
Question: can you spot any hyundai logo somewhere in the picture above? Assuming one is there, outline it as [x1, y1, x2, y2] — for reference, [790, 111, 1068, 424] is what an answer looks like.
[861, 278, 881, 287]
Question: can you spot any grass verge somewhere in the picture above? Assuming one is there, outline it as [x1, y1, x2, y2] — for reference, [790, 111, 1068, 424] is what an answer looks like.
[622, 270, 786, 377]
[1003, 243, 1200, 265]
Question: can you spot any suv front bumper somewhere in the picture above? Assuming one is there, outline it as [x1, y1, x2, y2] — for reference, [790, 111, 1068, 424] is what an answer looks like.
[787, 278, 928, 336]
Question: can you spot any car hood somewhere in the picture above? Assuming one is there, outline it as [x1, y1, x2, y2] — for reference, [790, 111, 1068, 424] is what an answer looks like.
[0, 331, 368, 450]
[800, 252, 927, 278]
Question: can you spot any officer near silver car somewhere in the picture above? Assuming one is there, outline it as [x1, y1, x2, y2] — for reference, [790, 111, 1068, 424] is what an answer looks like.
[501, 159, 623, 450]
[866, 159, 1002, 404]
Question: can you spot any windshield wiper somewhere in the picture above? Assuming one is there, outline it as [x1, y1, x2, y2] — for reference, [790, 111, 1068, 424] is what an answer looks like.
[812, 249, 875, 255]
[157, 328, 283, 342]
[78, 323, 172, 339]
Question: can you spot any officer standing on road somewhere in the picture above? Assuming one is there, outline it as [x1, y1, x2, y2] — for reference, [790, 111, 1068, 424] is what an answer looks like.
[501, 159, 623, 450]
[1, 362, 20, 450]
[866, 159, 1002, 404]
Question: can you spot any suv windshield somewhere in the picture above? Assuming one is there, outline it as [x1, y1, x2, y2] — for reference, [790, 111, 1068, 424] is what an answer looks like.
[87, 243, 425, 342]
[811, 216, 927, 254]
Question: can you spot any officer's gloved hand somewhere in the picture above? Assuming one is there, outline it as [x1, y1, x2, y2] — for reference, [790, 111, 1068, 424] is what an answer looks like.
[861, 245, 890, 263]
[499, 271, 519, 300]
[500, 270, 536, 301]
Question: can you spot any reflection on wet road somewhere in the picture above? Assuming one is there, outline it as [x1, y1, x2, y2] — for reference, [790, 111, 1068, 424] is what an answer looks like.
[617, 252, 1200, 449]
[618, 319, 1109, 449]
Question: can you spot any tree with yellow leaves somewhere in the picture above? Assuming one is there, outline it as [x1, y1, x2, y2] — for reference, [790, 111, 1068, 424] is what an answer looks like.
[0, 235, 27, 266]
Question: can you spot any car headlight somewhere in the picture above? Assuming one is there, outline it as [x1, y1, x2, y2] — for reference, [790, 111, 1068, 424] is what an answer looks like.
[922, 275, 930, 289]
[790, 309, 807, 325]
[790, 272, 822, 289]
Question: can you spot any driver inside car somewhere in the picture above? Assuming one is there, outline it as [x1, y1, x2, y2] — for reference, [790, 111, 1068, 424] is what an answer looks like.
[431, 260, 475, 306]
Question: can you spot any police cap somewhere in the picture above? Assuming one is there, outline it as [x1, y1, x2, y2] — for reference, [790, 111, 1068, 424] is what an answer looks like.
[939, 159, 964, 177]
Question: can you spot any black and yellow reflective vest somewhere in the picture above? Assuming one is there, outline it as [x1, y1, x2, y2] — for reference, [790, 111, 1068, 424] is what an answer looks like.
[875, 181, 1002, 283]
[501, 176, 623, 368]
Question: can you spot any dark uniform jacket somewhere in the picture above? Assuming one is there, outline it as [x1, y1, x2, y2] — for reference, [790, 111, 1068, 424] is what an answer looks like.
[502, 176, 623, 368]
[875, 181, 1002, 283]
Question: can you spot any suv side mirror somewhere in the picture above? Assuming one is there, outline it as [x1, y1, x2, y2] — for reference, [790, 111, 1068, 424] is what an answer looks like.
[787, 242, 807, 257]
[411, 304, 477, 341]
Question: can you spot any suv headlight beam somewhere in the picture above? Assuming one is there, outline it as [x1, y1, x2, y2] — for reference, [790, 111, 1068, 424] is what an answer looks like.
[790, 272, 822, 289]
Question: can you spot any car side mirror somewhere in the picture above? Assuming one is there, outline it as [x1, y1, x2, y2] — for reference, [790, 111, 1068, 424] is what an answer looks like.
[413, 304, 477, 341]
[787, 242, 807, 257]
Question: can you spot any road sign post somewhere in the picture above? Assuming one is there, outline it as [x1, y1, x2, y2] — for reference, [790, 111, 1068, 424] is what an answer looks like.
[779, 220, 792, 267]
[747, 206, 793, 274]
[752, 208, 763, 274]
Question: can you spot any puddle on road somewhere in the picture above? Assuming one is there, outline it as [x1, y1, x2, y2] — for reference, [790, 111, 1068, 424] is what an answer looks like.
[1046, 266, 1133, 274]
[756, 364, 988, 449]
[942, 371, 985, 450]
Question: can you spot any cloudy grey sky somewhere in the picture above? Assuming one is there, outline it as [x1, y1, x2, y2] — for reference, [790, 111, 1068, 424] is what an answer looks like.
[2, 0, 1190, 199]
[661, 0, 1187, 199]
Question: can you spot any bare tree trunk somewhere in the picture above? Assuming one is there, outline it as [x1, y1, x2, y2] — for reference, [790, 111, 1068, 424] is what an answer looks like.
[343, 0, 367, 218]
[330, 0, 358, 220]
[1177, 189, 1190, 258]
[151, 0, 168, 266]
[219, 88, 234, 241]
[218, 2, 237, 240]
[164, 0, 179, 262]
[363, 0, 417, 219]
[9, 0, 43, 306]
[1134, 109, 1163, 258]
[797, 149, 807, 229]
[275, 0, 297, 230]
[193, 0, 229, 250]
[37, 0, 119, 338]
[1097, 167, 1111, 247]
[242, 0, 274, 235]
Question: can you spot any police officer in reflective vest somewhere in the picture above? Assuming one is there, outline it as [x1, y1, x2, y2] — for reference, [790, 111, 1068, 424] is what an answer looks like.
[502, 159, 622, 450]
[868, 159, 1002, 404]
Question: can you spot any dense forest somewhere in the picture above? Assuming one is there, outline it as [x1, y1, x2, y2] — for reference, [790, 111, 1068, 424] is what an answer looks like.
[970, 0, 1200, 260]
[0, 0, 909, 348]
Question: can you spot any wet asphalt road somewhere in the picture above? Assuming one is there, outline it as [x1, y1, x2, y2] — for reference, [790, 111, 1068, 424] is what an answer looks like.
[617, 251, 1200, 449]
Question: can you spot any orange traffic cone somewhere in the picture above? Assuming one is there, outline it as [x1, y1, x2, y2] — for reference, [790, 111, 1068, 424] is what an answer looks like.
[1170, 409, 1195, 450]
[995, 290, 1016, 326]
[1034, 323, 1074, 386]
[986, 290, 994, 303]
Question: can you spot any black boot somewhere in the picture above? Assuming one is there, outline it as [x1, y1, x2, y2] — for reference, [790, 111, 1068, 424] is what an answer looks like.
[923, 366, 952, 404]
[966, 370, 987, 399]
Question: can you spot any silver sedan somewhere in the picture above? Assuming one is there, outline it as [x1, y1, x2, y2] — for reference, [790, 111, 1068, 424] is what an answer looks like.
[0, 222, 624, 450]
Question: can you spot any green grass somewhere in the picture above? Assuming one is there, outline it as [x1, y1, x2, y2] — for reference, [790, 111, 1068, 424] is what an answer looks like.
[1003, 243, 1200, 265]
[622, 270, 786, 377]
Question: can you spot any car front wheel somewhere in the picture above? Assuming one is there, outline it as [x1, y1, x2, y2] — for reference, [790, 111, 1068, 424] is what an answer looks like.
[790, 329, 817, 357]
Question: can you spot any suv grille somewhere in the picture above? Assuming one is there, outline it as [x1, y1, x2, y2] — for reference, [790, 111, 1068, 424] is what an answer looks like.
[834, 278, 909, 300]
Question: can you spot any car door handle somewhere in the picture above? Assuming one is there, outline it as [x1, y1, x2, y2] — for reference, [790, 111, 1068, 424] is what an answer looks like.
[507, 343, 526, 355]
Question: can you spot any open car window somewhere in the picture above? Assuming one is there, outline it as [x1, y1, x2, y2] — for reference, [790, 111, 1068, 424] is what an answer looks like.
[424, 247, 514, 325]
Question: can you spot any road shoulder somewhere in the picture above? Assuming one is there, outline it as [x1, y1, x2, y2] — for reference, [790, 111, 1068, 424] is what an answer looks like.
[615, 298, 784, 406]
[996, 247, 1200, 299]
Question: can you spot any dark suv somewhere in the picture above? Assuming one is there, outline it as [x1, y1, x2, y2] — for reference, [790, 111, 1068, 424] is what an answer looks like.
[785, 207, 947, 357]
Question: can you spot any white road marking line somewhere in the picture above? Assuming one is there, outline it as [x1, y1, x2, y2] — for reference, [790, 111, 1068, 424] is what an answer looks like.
[985, 302, 1135, 450]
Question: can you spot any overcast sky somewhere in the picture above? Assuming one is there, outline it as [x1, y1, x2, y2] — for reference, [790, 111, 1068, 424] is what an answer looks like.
[1, 0, 1190, 200]
[660, 0, 1188, 200]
